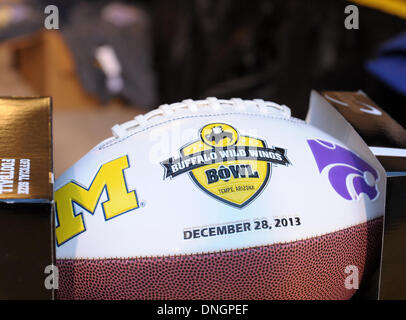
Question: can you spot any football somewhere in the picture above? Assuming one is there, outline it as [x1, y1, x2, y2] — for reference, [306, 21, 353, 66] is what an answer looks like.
[54, 97, 385, 300]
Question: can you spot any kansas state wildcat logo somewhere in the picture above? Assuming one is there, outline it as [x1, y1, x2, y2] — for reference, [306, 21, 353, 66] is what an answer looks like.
[307, 139, 379, 201]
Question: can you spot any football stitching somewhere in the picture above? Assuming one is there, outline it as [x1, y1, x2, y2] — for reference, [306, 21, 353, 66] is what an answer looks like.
[98, 112, 306, 150]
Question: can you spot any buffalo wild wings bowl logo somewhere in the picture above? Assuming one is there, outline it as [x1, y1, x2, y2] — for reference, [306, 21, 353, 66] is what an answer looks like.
[161, 123, 290, 208]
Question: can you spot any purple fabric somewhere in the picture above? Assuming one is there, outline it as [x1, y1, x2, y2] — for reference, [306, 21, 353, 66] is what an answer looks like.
[366, 31, 406, 96]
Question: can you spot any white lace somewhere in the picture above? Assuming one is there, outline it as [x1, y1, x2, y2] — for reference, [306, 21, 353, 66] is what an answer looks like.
[111, 97, 291, 139]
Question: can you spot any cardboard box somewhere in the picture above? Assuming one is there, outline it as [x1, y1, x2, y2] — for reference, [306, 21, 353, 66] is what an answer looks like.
[0, 97, 54, 299]
[7, 31, 101, 109]
[308, 90, 406, 299]
[379, 174, 406, 299]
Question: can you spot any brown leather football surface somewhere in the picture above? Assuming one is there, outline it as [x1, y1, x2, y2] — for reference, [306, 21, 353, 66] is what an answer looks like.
[56, 217, 383, 300]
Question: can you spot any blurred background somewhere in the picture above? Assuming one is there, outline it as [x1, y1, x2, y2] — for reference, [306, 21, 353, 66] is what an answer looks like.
[0, 0, 405, 176]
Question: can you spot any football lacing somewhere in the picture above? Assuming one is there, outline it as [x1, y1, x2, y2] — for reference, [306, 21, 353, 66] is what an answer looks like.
[111, 97, 291, 139]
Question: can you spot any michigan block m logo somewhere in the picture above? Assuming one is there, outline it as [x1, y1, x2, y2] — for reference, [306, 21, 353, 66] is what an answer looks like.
[54, 156, 139, 246]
